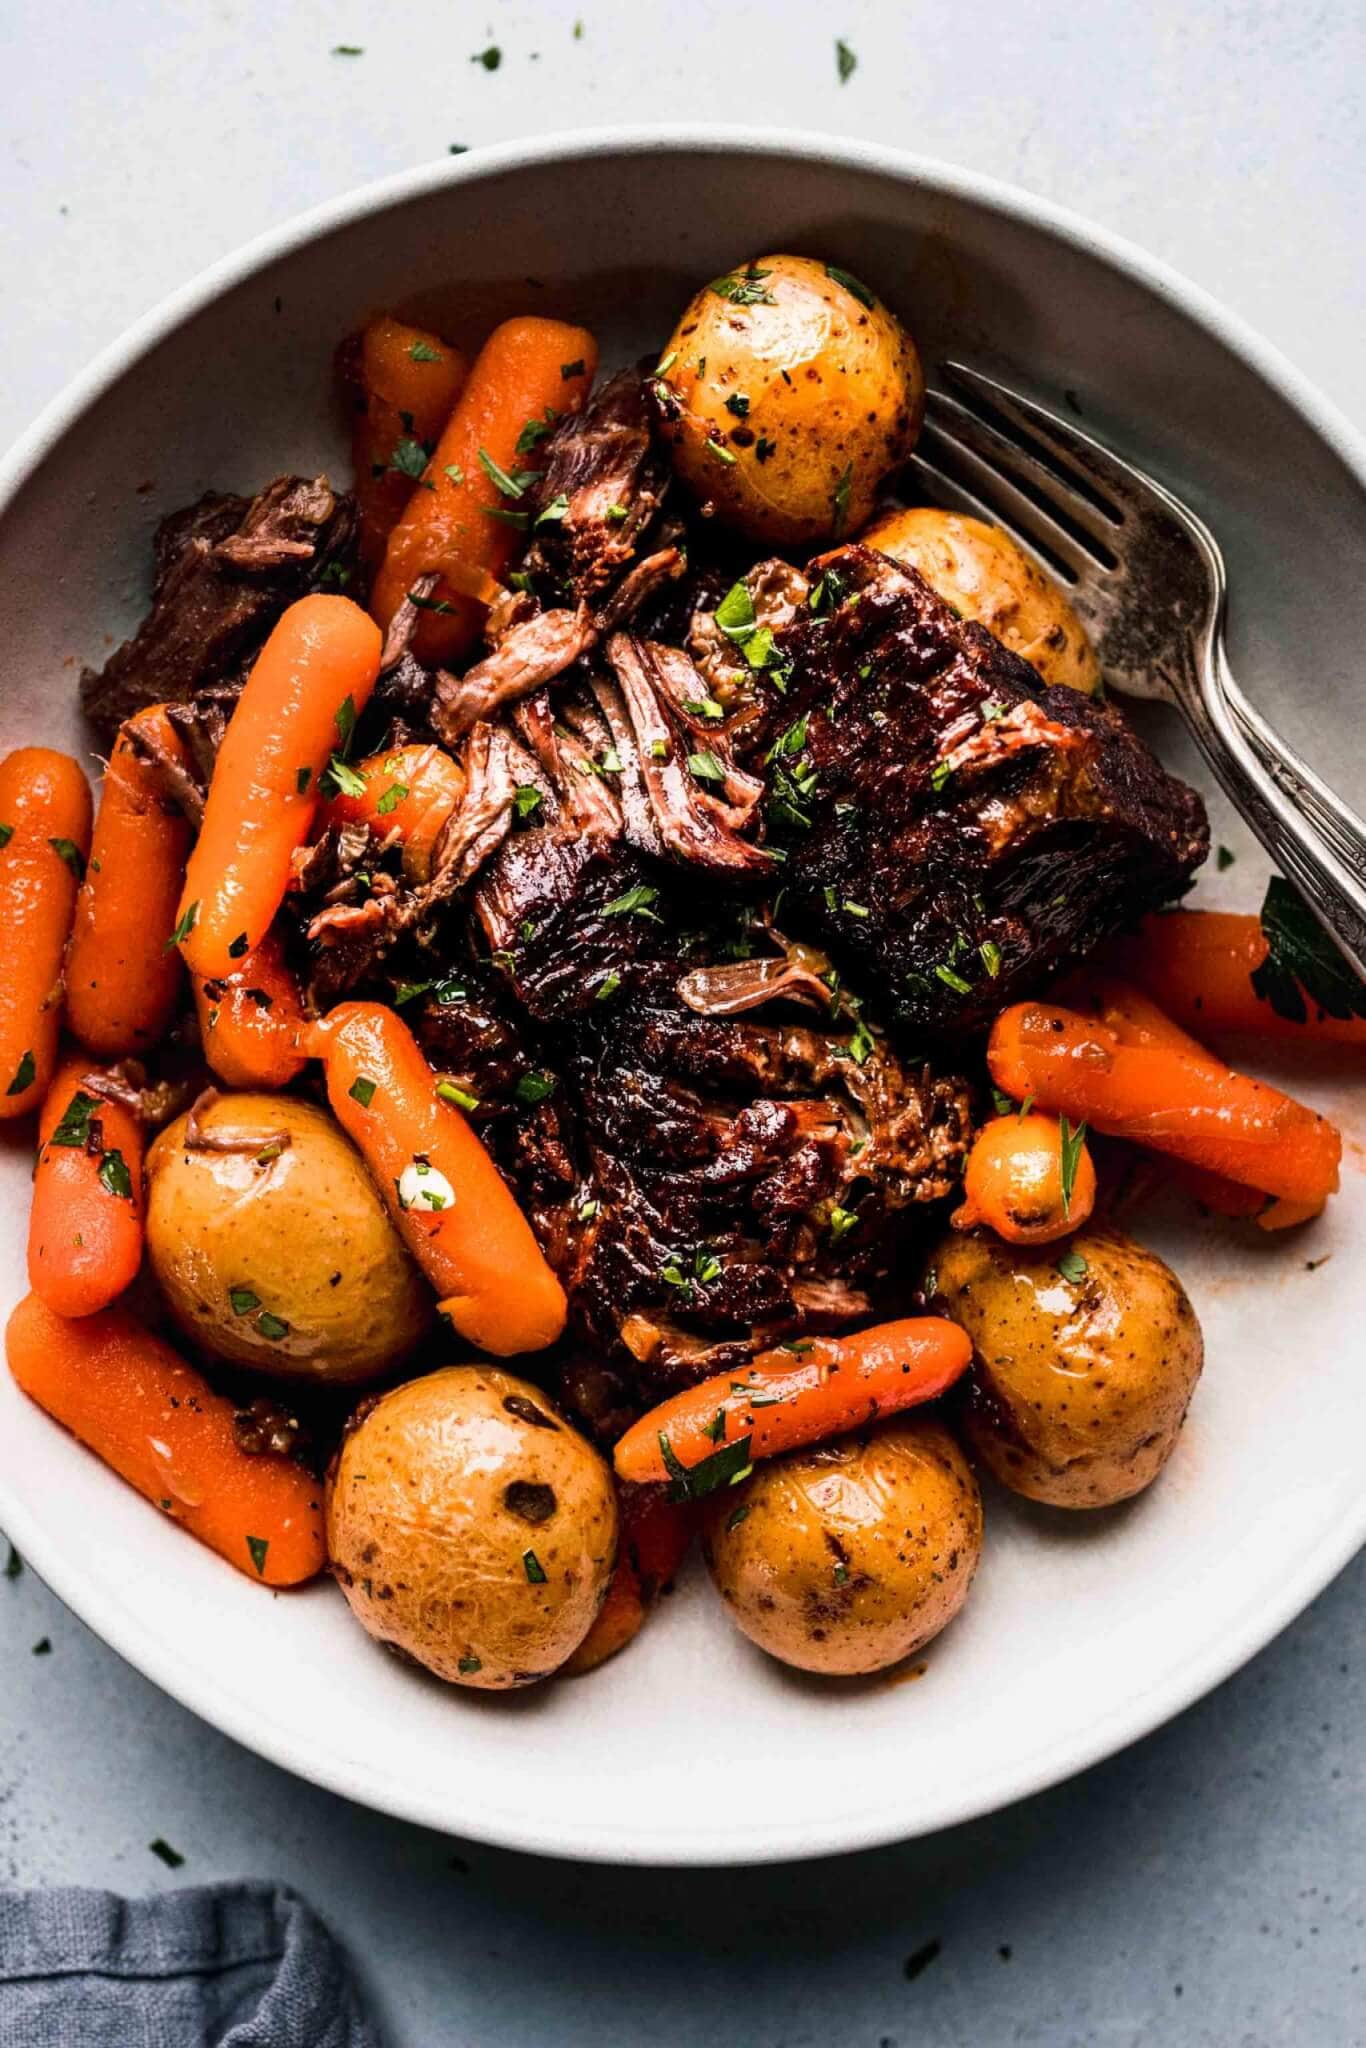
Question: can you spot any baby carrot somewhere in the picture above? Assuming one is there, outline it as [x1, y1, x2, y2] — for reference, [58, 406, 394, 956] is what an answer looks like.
[7, 1292, 324, 1585]
[370, 316, 598, 664]
[1104, 909, 1366, 1046]
[0, 747, 92, 1117]
[193, 928, 308, 1088]
[563, 1487, 693, 1676]
[317, 740, 465, 883]
[66, 713, 192, 1056]
[613, 1319, 972, 1491]
[304, 1002, 566, 1355]
[27, 1055, 145, 1317]
[952, 1110, 1096, 1244]
[347, 315, 470, 565]
[176, 595, 382, 979]
[988, 1002, 1340, 1206]
[1060, 977, 1327, 1231]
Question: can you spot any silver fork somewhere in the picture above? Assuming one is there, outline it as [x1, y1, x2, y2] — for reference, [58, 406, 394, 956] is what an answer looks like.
[908, 362, 1366, 974]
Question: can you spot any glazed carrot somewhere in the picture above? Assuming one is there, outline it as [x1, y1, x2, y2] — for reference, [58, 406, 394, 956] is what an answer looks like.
[193, 929, 308, 1088]
[613, 1319, 972, 1490]
[988, 1003, 1340, 1206]
[27, 1055, 145, 1317]
[6, 1292, 323, 1585]
[953, 1110, 1096, 1244]
[370, 316, 598, 663]
[176, 595, 382, 979]
[347, 315, 470, 565]
[0, 748, 92, 1117]
[317, 741, 465, 883]
[563, 1487, 693, 1676]
[1105, 910, 1366, 1046]
[304, 1001, 566, 1354]
[66, 713, 192, 1056]
[1047, 975, 1326, 1230]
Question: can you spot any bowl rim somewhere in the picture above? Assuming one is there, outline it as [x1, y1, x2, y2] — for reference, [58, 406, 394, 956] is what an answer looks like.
[2, 123, 1363, 1867]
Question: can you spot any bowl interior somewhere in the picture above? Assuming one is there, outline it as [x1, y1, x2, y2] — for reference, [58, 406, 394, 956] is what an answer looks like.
[0, 134, 1361, 1863]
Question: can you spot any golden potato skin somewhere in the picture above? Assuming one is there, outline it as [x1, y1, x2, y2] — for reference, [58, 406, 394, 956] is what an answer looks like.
[656, 253, 924, 547]
[327, 1367, 618, 1689]
[928, 1228, 1203, 1508]
[861, 506, 1101, 693]
[702, 1418, 982, 1676]
[146, 1093, 431, 1384]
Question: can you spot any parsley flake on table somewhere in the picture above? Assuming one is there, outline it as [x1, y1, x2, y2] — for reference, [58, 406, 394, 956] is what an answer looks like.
[149, 1837, 184, 1868]
[835, 37, 858, 83]
[472, 45, 502, 69]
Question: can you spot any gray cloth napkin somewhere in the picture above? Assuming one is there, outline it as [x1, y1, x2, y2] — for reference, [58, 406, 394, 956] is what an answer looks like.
[0, 1883, 380, 2047]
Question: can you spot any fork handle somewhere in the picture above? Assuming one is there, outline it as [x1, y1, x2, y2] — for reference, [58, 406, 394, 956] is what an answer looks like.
[1223, 660, 1366, 886]
[1182, 648, 1366, 976]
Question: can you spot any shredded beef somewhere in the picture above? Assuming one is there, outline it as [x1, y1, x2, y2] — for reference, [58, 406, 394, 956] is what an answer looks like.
[81, 475, 358, 742]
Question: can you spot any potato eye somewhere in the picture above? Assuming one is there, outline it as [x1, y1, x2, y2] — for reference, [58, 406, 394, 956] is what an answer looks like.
[503, 1480, 557, 1524]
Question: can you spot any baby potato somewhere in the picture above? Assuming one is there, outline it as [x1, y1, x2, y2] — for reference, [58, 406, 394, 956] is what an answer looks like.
[655, 253, 924, 547]
[861, 506, 1101, 693]
[146, 1093, 431, 1384]
[927, 1228, 1203, 1508]
[327, 1366, 618, 1688]
[702, 1417, 982, 1676]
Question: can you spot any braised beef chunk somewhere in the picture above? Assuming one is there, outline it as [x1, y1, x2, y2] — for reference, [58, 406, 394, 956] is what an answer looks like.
[81, 475, 358, 741]
[524, 365, 671, 602]
[742, 545, 1208, 1037]
[514, 948, 971, 1417]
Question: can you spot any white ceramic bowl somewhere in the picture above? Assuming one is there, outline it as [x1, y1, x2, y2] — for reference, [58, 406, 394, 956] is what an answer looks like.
[1, 128, 1362, 1866]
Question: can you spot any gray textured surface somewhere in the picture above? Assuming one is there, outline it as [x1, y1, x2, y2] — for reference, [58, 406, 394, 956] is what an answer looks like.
[2, 2, 1364, 2041]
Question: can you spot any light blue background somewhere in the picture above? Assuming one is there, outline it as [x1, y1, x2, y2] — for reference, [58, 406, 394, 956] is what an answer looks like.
[2, 4, 1363, 2041]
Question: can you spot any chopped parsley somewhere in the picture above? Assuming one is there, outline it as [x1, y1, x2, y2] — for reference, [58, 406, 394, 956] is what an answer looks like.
[4, 1544, 21, 1580]
[828, 1203, 858, 1243]
[835, 36, 858, 82]
[0, 824, 11, 848]
[595, 970, 621, 1002]
[230, 1286, 261, 1317]
[149, 1838, 184, 1868]
[48, 837, 85, 879]
[458, 1654, 483, 1675]
[256, 1312, 290, 1342]
[48, 1089, 98, 1149]
[934, 964, 973, 996]
[472, 44, 501, 69]
[385, 435, 430, 482]
[512, 784, 544, 820]
[1216, 844, 1236, 870]
[602, 883, 661, 920]
[1250, 875, 1366, 1024]
[348, 1075, 377, 1108]
[657, 1429, 754, 1503]
[560, 358, 586, 380]
[688, 749, 726, 785]
[331, 43, 363, 56]
[980, 939, 1002, 978]
[708, 265, 776, 307]
[408, 339, 442, 362]
[408, 588, 457, 613]
[724, 392, 751, 417]
[514, 1071, 556, 1106]
[1055, 1248, 1089, 1284]
[707, 437, 737, 465]
[97, 1149, 133, 1200]
[478, 446, 540, 499]
[825, 263, 875, 308]
[6, 1051, 35, 1097]
[755, 435, 776, 463]
[523, 1549, 548, 1584]
[296, 766, 312, 794]
[1058, 1116, 1087, 1219]
[245, 1535, 270, 1576]
[334, 695, 357, 751]
[515, 409, 558, 455]
[443, 463, 466, 486]
[321, 755, 367, 799]
[374, 781, 407, 816]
